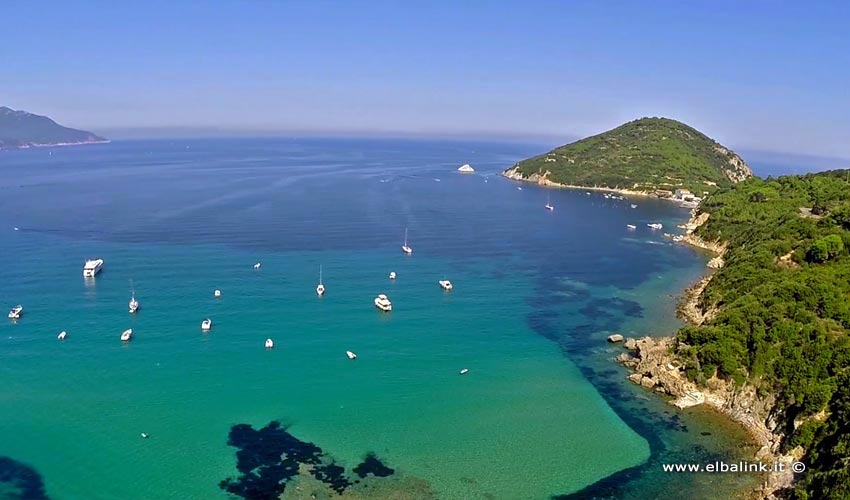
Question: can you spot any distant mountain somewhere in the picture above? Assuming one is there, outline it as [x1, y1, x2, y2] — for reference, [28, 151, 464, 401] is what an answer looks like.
[0, 106, 107, 149]
[503, 117, 752, 196]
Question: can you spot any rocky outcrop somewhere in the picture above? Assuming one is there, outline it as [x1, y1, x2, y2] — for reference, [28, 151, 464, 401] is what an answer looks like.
[607, 334, 624, 343]
[619, 336, 795, 499]
[713, 145, 753, 183]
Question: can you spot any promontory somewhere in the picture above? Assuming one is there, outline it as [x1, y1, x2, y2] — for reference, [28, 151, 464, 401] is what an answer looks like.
[502, 117, 752, 198]
[0, 106, 107, 150]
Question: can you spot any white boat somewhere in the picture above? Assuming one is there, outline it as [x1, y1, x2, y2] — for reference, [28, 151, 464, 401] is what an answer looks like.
[401, 228, 412, 254]
[389, 271, 397, 280]
[517, 186, 522, 191]
[141, 432, 149, 439]
[214, 289, 222, 298]
[8, 305, 22, 319]
[264, 338, 274, 349]
[346, 350, 357, 360]
[83, 258, 104, 278]
[647, 223, 663, 230]
[121, 328, 133, 341]
[57, 330, 67, 340]
[457, 163, 475, 173]
[316, 265, 325, 296]
[201, 318, 212, 331]
[460, 368, 469, 375]
[374, 294, 392, 312]
[544, 192, 554, 211]
[439, 279, 453, 291]
[253, 262, 262, 269]
[627, 224, 637, 230]
[129, 281, 139, 313]
[631, 204, 638, 209]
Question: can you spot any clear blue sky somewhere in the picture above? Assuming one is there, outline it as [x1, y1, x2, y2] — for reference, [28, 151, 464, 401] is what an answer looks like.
[3, 1, 849, 157]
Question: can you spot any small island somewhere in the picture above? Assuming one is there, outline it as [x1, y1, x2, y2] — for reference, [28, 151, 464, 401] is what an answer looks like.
[502, 117, 752, 200]
[0, 106, 107, 150]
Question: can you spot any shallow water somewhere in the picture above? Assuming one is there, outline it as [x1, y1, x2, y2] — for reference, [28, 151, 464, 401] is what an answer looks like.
[0, 138, 756, 499]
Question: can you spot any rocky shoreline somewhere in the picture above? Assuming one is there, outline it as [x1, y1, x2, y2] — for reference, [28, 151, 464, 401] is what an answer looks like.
[501, 166, 680, 201]
[615, 210, 800, 499]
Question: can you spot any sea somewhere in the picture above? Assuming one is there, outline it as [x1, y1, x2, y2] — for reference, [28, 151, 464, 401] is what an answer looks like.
[0, 138, 759, 500]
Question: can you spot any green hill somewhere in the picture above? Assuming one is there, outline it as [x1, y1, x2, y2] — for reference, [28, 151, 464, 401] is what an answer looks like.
[677, 171, 850, 498]
[0, 106, 106, 149]
[503, 117, 752, 196]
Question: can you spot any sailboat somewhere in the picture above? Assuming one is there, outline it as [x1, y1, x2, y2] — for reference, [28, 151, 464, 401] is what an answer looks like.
[401, 228, 412, 254]
[128, 280, 139, 313]
[544, 193, 554, 211]
[316, 265, 325, 296]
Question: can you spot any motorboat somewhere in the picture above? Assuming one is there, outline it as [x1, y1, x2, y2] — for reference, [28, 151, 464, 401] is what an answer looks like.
[201, 318, 212, 331]
[8, 305, 22, 319]
[121, 329, 133, 341]
[647, 223, 663, 230]
[264, 338, 274, 349]
[57, 331, 67, 340]
[631, 204, 638, 209]
[374, 294, 392, 312]
[627, 224, 637, 230]
[439, 280, 453, 291]
[389, 271, 397, 280]
[316, 265, 325, 296]
[214, 289, 222, 298]
[129, 281, 139, 313]
[346, 350, 357, 360]
[83, 258, 104, 277]
[460, 368, 469, 375]
[402, 228, 412, 254]
[253, 262, 262, 269]
[544, 193, 554, 211]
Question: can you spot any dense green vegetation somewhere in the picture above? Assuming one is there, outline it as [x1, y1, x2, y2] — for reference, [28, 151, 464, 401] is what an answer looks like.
[505, 117, 752, 194]
[0, 106, 105, 149]
[674, 170, 850, 499]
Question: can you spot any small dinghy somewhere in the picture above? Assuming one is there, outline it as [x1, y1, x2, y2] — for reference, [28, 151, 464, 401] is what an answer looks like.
[264, 338, 274, 349]
[459, 368, 469, 375]
[346, 350, 357, 360]
[253, 262, 262, 269]
[214, 289, 222, 298]
[57, 331, 67, 340]
[141, 433, 149, 439]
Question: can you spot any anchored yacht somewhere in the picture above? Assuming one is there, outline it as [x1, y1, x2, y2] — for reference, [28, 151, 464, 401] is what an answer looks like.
[8, 305, 22, 319]
[374, 294, 392, 312]
[439, 280, 453, 291]
[253, 262, 262, 270]
[83, 258, 104, 277]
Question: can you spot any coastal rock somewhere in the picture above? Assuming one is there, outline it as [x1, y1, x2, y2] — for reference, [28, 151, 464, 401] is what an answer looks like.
[607, 334, 625, 343]
[624, 337, 638, 350]
[628, 373, 643, 385]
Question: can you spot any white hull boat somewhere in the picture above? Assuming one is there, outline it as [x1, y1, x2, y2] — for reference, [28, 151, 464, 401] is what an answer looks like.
[83, 258, 104, 278]
[201, 319, 212, 331]
[374, 294, 392, 312]
[439, 280, 453, 291]
[121, 329, 133, 341]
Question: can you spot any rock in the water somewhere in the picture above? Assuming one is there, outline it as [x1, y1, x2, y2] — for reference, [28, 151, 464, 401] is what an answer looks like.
[607, 334, 625, 343]
[640, 376, 657, 389]
[624, 338, 638, 350]
[628, 373, 643, 385]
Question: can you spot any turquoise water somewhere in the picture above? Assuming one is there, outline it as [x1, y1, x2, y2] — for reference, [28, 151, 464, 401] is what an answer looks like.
[0, 139, 755, 499]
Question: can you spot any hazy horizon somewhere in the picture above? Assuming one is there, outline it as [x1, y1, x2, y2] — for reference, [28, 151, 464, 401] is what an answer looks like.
[4, 2, 849, 158]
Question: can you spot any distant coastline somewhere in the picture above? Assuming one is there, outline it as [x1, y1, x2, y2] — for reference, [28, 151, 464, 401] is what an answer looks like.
[1, 139, 111, 151]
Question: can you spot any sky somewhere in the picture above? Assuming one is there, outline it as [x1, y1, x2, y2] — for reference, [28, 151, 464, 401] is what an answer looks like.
[3, 1, 850, 158]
